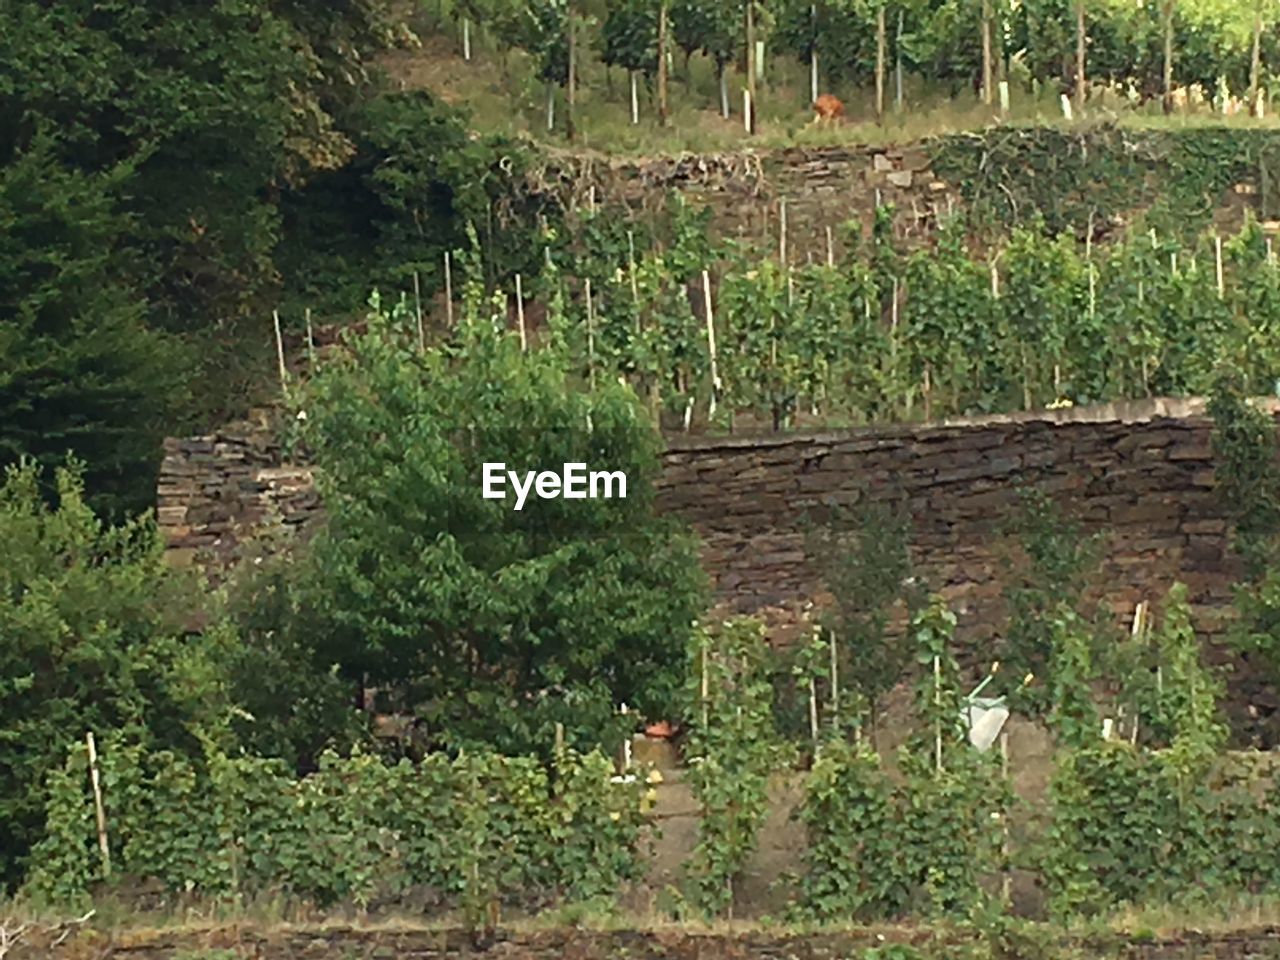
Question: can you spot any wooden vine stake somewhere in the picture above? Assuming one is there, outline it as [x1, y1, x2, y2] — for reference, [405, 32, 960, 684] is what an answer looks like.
[933, 655, 943, 774]
[779, 197, 788, 266]
[829, 630, 840, 735]
[86, 732, 111, 879]
[444, 251, 454, 329]
[700, 631, 710, 730]
[620, 703, 632, 771]
[515, 273, 527, 351]
[809, 3, 819, 103]
[1215, 235, 1225, 298]
[808, 673, 820, 746]
[585, 278, 597, 391]
[413, 270, 425, 353]
[703, 269, 720, 421]
[305, 307, 315, 370]
[272, 309, 287, 391]
[1000, 730, 1010, 903]
[627, 231, 639, 305]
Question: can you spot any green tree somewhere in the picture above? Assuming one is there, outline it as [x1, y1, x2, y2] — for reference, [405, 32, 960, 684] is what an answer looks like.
[998, 488, 1104, 718]
[806, 497, 922, 735]
[277, 89, 545, 316]
[0, 139, 187, 517]
[291, 290, 706, 757]
[671, 0, 742, 115]
[214, 539, 373, 773]
[0, 461, 231, 889]
[0, 0, 400, 466]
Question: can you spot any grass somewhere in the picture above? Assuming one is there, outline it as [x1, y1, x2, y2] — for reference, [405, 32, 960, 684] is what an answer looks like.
[387, 8, 1280, 159]
[9, 890, 1280, 940]
[1105, 894, 1280, 938]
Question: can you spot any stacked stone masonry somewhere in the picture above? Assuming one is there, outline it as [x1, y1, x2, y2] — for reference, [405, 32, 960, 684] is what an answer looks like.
[553, 144, 958, 265]
[158, 398, 1280, 669]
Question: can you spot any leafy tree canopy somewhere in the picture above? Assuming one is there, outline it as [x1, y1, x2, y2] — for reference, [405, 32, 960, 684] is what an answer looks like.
[290, 290, 707, 757]
[0, 461, 232, 888]
[0, 138, 187, 517]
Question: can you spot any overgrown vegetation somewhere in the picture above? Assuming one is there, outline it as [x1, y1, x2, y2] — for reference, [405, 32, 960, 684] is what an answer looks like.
[25, 738, 649, 917]
[483, 206, 1280, 435]
[683, 618, 781, 919]
[289, 280, 705, 758]
[10, 0, 1280, 937]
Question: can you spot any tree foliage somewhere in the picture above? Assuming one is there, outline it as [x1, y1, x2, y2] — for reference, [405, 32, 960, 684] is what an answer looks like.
[290, 288, 706, 757]
[0, 462, 230, 888]
[0, 139, 187, 517]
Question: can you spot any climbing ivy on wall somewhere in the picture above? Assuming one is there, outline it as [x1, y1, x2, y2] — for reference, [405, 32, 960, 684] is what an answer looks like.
[931, 125, 1280, 240]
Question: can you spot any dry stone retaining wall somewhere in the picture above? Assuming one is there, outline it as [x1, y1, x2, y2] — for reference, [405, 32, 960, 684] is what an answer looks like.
[157, 398, 1276, 662]
[550, 144, 956, 264]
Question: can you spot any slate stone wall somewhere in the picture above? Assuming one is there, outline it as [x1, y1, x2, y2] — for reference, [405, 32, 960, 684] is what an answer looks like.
[157, 398, 1277, 660]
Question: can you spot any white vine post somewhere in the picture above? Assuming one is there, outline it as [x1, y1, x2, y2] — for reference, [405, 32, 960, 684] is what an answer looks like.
[933, 655, 943, 773]
[1215, 235, 1225, 298]
[703, 269, 721, 421]
[413, 270, 425, 353]
[1131, 600, 1148, 744]
[444, 251, 454, 328]
[700, 631, 710, 730]
[630, 71, 640, 125]
[305, 307, 315, 369]
[1000, 730, 1010, 902]
[462, 17, 471, 61]
[829, 630, 839, 735]
[272, 309, 287, 391]
[743, 90, 752, 133]
[890, 278, 901, 414]
[825, 225, 835, 267]
[85, 732, 111, 879]
[809, 676, 820, 745]
[809, 3, 818, 104]
[620, 703, 632, 770]
[514, 273, 527, 351]
[585, 278, 597, 391]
